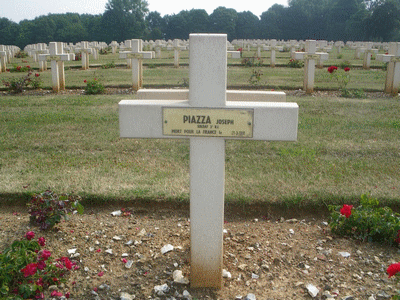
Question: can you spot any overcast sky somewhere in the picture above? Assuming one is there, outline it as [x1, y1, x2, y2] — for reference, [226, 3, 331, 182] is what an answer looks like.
[2, 0, 288, 23]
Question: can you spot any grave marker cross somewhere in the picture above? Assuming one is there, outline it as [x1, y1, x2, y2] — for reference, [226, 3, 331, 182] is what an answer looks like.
[0, 45, 7, 73]
[39, 42, 70, 92]
[119, 39, 153, 91]
[119, 34, 299, 288]
[76, 42, 92, 70]
[376, 42, 400, 95]
[293, 40, 329, 94]
[173, 39, 186, 68]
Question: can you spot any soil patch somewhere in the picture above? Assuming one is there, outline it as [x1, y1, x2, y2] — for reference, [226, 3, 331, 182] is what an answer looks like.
[1, 204, 398, 299]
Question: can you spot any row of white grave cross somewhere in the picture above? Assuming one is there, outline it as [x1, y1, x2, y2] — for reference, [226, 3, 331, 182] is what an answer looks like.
[5, 39, 400, 94]
[119, 33, 299, 288]
[0, 45, 20, 73]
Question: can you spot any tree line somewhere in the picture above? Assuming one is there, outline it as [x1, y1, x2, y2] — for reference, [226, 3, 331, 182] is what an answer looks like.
[1, 0, 399, 49]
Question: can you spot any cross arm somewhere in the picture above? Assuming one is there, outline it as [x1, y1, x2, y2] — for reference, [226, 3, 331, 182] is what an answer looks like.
[227, 51, 241, 59]
[376, 54, 399, 63]
[136, 89, 286, 102]
[119, 100, 298, 141]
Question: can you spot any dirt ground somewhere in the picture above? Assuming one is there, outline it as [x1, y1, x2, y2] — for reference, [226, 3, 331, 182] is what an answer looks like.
[1, 203, 399, 300]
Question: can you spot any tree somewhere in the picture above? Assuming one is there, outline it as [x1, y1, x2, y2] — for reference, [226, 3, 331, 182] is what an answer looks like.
[186, 9, 209, 33]
[164, 11, 190, 39]
[259, 4, 286, 39]
[287, 0, 330, 39]
[209, 7, 238, 40]
[16, 20, 35, 48]
[367, 0, 400, 41]
[101, 0, 149, 42]
[0, 18, 19, 45]
[327, 0, 365, 41]
[30, 16, 57, 44]
[236, 11, 260, 39]
[146, 11, 165, 32]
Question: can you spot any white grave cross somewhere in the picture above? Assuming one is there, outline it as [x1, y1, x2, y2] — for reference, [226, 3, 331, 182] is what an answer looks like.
[39, 42, 70, 92]
[119, 39, 153, 91]
[119, 34, 298, 288]
[376, 42, 400, 95]
[173, 39, 186, 68]
[293, 40, 329, 93]
[0, 45, 7, 73]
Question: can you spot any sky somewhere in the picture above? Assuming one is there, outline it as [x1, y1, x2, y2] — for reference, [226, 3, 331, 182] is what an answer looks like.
[1, 0, 288, 24]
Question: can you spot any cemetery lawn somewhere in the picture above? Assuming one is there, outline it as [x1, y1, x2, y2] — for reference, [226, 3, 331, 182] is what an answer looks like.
[0, 92, 399, 210]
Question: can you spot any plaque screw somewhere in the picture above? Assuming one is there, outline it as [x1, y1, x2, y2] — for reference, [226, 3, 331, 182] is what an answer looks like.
[248, 122, 252, 125]
[164, 120, 168, 124]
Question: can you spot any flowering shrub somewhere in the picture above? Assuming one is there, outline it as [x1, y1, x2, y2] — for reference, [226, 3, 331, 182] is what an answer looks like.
[288, 58, 304, 68]
[237, 48, 243, 57]
[75, 53, 82, 61]
[329, 194, 400, 246]
[387, 263, 400, 299]
[241, 57, 263, 67]
[14, 51, 28, 58]
[101, 61, 116, 69]
[339, 60, 352, 69]
[84, 77, 105, 94]
[0, 232, 74, 299]
[2, 72, 43, 93]
[248, 68, 264, 85]
[9, 64, 32, 73]
[27, 190, 84, 230]
[327, 65, 351, 96]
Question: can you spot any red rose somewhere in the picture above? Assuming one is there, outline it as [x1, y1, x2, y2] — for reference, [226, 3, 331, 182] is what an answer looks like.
[344, 67, 350, 72]
[35, 73, 40, 77]
[51, 291, 63, 297]
[387, 263, 400, 278]
[38, 237, 46, 246]
[25, 231, 35, 240]
[340, 204, 353, 218]
[37, 260, 46, 270]
[21, 263, 37, 277]
[84, 80, 87, 83]
[65, 292, 71, 298]
[36, 278, 44, 287]
[39, 249, 51, 261]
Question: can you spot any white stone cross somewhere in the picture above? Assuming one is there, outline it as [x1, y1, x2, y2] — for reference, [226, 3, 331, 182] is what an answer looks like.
[376, 42, 400, 95]
[263, 39, 283, 68]
[227, 49, 241, 59]
[293, 40, 329, 93]
[0, 45, 7, 73]
[39, 42, 70, 92]
[36, 44, 49, 72]
[362, 42, 378, 70]
[110, 41, 119, 54]
[76, 41, 92, 70]
[119, 39, 154, 91]
[173, 39, 186, 68]
[119, 34, 298, 288]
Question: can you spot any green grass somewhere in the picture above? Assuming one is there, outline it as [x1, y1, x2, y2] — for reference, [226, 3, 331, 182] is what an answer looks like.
[0, 94, 399, 209]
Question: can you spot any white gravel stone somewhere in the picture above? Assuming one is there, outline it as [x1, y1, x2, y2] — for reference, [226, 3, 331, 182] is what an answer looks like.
[306, 284, 319, 298]
[161, 244, 174, 254]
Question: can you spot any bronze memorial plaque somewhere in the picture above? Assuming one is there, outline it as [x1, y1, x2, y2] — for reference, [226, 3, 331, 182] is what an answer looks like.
[162, 108, 254, 138]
